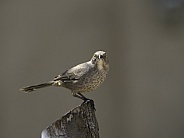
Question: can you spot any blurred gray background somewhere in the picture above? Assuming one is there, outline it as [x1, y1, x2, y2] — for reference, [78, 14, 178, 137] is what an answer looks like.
[1, 0, 184, 138]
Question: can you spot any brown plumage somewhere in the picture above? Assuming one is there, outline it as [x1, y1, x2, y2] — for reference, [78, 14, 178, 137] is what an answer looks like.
[20, 51, 109, 100]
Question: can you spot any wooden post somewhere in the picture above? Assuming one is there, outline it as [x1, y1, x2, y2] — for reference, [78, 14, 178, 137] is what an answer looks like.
[41, 100, 99, 138]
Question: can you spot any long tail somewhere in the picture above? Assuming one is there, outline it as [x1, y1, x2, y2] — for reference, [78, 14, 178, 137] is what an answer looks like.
[19, 81, 54, 92]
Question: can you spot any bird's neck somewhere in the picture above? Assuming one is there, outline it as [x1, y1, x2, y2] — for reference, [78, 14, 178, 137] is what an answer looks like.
[97, 60, 104, 71]
[97, 60, 109, 72]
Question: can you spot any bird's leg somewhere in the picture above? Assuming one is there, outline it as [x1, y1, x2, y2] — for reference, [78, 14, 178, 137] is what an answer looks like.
[72, 93, 89, 101]
[78, 93, 95, 109]
[78, 93, 95, 110]
[78, 93, 90, 101]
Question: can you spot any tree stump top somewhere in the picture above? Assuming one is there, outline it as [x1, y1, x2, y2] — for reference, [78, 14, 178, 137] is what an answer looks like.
[41, 100, 99, 138]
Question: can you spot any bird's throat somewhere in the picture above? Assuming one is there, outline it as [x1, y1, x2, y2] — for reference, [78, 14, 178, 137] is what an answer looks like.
[97, 60, 104, 71]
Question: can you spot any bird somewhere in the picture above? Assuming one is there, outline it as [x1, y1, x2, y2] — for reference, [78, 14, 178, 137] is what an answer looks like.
[19, 51, 109, 101]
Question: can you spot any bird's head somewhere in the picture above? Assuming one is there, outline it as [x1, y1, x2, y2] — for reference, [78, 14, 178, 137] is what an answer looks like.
[91, 51, 109, 71]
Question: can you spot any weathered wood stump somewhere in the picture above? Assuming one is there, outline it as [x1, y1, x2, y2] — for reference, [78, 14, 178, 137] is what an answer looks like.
[41, 100, 99, 138]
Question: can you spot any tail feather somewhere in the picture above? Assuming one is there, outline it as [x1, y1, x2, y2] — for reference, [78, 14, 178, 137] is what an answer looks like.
[20, 81, 54, 92]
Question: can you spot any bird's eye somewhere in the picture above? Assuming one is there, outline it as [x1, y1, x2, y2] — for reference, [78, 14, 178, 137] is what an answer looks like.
[94, 54, 98, 58]
[103, 53, 107, 58]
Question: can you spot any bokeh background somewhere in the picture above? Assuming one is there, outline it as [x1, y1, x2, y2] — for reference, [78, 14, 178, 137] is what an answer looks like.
[1, 0, 184, 138]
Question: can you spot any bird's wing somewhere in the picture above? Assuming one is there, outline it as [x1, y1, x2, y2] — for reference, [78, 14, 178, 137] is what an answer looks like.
[53, 63, 90, 83]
